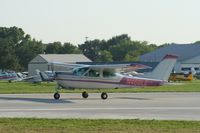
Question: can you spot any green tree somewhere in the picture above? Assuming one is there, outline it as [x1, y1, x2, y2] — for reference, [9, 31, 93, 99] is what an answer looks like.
[0, 26, 25, 70]
[60, 42, 81, 54]
[78, 34, 158, 62]
[0, 26, 25, 44]
[0, 38, 20, 70]
[15, 38, 44, 71]
[96, 50, 113, 62]
[107, 34, 131, 47]
[110, 40, 135, 61]
[0, 26, 159, 70]
[78, 39, 103, 61]
[124, 51, 140, 61]
[45, 42, 62, 54]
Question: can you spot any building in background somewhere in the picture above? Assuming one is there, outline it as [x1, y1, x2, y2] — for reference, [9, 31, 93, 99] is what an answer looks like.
[28, 54, 91, 76]
[140, 43, 200, 73]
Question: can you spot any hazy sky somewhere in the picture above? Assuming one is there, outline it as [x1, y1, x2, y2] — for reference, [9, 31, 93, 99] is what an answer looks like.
[0, 0, 200, 45]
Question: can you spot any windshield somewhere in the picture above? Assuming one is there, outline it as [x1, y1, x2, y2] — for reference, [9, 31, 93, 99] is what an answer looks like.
[73, 67, 89, 76]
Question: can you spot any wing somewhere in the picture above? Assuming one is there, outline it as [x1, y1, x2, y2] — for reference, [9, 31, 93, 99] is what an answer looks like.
[87, 63, 151, 72]
[48, 62, 151, 72]
[47, 62, 89, 70]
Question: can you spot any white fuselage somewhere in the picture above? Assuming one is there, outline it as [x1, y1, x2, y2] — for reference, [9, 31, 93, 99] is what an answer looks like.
[55, 72, 165, 89]
[53, 54, 177, 90]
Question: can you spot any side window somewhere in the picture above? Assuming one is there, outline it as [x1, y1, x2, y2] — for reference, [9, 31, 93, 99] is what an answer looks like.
[85, 69, 100, 77]
[103, 71, 116, 78]
[73, 67, 89, 76]
[181, 67, 191, 71]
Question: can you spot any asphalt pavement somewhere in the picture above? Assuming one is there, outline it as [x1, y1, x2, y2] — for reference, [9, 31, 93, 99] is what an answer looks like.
[0, 93, 200, 120]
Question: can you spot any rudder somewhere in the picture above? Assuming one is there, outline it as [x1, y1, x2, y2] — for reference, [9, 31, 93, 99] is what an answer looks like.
[142, 54, 178, 81]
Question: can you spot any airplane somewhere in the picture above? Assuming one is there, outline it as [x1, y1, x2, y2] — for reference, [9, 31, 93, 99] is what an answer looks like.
[22, 70, 54, 83]
[38, 70, 54, 82]
[168, 72, 193, 82]
[0, 71, 23, 82]
[47, 54, 177, 100]
[0, 70, 53, 83]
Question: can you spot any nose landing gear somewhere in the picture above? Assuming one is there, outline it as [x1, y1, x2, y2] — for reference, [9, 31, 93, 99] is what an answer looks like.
[82, 91, 89, 98]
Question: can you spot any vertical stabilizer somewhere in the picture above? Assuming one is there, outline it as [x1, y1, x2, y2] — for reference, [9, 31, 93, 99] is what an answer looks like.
[143, 54, 177, 81]
[38, 71, 54, 82]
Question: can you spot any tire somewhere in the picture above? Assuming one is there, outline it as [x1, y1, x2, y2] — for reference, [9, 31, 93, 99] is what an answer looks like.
[82, 91, 89, 98]
[54, 93, 60, 100]
[101, 92, 108, 100]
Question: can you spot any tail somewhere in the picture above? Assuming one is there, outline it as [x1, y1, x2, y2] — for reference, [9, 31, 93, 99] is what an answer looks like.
[142, 54, 178, 81]
[38, 70, 54, 82]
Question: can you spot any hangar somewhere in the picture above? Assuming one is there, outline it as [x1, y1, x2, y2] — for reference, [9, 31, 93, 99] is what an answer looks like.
[140, 43, 200, 73]
[28, 54, 91, 76]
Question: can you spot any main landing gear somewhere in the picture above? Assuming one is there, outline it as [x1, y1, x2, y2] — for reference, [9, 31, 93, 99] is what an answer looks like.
[54, 92, 60, 100]
[54, 84, 61, 100]
[82, 91, 89, 98]
[101, 92, 108, 100]
[81, 91, 108, 100]
[53, 91, 108, 100]
[53, 84, 108, 100]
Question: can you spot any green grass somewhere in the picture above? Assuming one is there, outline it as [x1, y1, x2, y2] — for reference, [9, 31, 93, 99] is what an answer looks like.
[0, 81, 56, 94]
[0, 118, 200, 133]
[0, 80, 200, 94]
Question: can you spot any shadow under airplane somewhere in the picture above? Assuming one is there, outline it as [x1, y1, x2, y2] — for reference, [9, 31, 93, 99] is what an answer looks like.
[0, 96, 74, 104]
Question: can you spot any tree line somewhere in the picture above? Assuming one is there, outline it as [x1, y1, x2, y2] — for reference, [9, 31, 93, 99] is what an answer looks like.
[0, 26, 158, 71]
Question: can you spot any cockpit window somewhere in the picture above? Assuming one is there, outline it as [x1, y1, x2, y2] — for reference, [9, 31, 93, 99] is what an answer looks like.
[73, 67, 89, 76]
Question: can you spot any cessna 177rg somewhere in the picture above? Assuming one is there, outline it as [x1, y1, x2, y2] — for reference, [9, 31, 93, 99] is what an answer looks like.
[49, 54, 177, 100]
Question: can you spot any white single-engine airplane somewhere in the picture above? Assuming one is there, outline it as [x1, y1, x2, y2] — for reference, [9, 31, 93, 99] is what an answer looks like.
[0, 70, 52, 83]
[51, 54, 177, 100]
[0, 71, 23, 82]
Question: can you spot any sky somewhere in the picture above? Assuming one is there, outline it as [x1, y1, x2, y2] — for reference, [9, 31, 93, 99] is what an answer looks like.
[0, 0, 200, 45]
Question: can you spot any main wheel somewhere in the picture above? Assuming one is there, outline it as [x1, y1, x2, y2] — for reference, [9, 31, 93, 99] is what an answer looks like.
[101, 92, 108, 100]
[82, 91, 89, 98]
[54, 92, 60, 100]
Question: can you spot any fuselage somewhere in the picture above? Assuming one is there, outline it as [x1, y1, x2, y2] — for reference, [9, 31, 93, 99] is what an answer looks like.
[55, 71, 165, 89]
[0, 72, 18, 81]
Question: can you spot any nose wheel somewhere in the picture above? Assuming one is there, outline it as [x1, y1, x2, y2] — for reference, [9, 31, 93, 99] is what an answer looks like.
[101, 92, 108, 100]
[54, 92, 60, 100]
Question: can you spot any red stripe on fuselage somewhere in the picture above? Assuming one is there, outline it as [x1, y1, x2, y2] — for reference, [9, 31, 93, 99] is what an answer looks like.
[0, 76, 16, 79]
[120, 77, 163, 86]
[55, 77, 163, 87]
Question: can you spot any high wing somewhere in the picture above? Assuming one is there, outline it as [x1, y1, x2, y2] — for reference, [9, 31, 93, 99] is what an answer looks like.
[48, 62, 87, 70]
[88, 63, 150, 70]
[48, 62, 151, 72]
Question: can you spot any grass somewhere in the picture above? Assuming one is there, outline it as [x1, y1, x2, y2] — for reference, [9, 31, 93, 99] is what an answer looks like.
[0, 118, 200, 133]
[0, 80, 200, 94]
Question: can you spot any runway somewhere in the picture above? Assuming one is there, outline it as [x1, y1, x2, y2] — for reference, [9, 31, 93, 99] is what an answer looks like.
[0, 93, 200, 120]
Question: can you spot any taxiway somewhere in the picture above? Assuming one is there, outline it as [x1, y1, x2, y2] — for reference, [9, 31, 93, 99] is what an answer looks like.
[0, 93, 200, 120]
